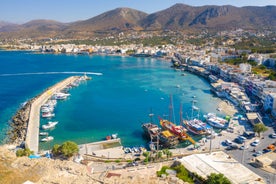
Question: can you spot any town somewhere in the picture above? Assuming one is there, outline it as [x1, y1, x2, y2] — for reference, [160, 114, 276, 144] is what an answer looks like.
[1, 27, 276, 184]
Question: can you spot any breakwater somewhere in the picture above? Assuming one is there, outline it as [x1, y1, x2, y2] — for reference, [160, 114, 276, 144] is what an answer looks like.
[7, 76, 83, 153]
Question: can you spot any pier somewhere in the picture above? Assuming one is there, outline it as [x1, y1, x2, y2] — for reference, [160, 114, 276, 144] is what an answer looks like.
[25, 76, 81, 153]
[78, 138, 123, 159]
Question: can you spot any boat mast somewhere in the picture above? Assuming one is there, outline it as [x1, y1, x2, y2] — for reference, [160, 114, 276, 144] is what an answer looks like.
[180, 102, 183, 126]
[169, 95, 173, 121]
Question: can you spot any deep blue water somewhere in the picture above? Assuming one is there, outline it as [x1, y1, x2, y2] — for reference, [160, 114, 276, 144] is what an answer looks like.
[0, 51, 222, 149]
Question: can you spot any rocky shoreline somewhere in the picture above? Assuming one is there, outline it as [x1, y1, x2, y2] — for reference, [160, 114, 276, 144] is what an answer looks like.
[6, 84, 59, 145]
[6, 95, 40, 145]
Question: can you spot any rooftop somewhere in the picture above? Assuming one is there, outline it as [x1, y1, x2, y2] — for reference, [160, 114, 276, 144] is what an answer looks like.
[179, 151, 265, 184]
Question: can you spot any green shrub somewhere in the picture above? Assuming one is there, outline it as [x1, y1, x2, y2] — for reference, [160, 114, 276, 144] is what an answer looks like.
[156, 166, 170, 177]
[16, 148, 34, 157]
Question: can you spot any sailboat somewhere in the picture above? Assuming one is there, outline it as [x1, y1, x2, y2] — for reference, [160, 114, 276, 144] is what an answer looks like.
[183, 98, 211, 135]
[159, 95, 190, 141]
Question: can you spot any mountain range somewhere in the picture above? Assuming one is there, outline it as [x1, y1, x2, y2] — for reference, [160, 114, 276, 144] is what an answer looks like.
[0, 4, 275, 39]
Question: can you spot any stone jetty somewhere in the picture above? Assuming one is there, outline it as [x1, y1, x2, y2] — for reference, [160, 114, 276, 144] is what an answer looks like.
[7, 76, 83, 153]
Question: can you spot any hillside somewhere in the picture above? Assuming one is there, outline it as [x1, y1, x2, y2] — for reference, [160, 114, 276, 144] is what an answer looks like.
[0, 4, 275, 39]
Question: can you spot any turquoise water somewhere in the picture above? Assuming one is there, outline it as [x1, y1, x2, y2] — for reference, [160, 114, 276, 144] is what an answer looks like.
[0, 51, 222, 149]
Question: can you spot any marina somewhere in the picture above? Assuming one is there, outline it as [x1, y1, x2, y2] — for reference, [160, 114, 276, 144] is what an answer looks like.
[25, 75, 90, 153]
[0, 52, 222, 151]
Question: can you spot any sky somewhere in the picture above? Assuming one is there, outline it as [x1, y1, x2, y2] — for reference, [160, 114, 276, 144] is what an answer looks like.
[1, 0, 276, 24]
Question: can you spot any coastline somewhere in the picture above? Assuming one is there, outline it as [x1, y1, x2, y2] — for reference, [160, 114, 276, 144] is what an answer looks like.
[7, 76, 83, 153]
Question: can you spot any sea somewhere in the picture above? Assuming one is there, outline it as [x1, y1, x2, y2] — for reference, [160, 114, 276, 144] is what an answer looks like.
[0, 51, 224, 149]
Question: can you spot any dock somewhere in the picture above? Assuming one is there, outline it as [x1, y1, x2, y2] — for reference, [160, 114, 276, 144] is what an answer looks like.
[78, 138, 124, 159]
[25, 76, 81, 153]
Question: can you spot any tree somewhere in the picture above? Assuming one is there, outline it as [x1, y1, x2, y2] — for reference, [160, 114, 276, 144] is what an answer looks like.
[162, 149, 172, 160]
[59, 141, 79, 158]
[206, 173, 231, 184]
[16, 148, 34, 157]
[253, 123, 268, 137]
[52, 144, 61, 156]
[51, 141, 79, 158]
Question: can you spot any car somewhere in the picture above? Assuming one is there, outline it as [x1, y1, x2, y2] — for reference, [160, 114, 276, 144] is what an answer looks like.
[270, 133, 276, 139]
[238, 135, 247, 141]
[239, 145, 248, 150]
[243, 131, 255, 139]
[262, 149, 272, 154]
[234, 138, 244, 144]
[224, 139, 233, 146]
[253, 151, 263, 157]
[251, 139, 260, 147]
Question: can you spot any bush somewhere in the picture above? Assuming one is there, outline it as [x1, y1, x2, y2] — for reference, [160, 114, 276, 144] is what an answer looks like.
[157, 166, 170, 177]
[51, 141, 79, 158]
[16, 148, 34, 157]
[206, 173, 231, 184]
[59, 141, 79, 157]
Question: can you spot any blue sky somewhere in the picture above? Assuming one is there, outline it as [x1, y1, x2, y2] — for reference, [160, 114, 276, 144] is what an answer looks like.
[1, 0, 275, 23]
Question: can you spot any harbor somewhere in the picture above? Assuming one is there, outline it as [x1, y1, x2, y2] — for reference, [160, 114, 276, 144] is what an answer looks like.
[25, 75, 90, 153]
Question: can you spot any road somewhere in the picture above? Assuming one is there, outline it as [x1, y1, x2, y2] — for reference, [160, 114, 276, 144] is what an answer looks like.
[226, 116, 276, 184]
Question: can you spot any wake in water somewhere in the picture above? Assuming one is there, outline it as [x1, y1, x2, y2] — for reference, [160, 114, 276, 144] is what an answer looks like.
[0, 71, 103, 77]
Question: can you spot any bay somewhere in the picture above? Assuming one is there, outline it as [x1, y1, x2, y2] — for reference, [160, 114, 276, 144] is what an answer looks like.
[0, 51, 222, 149]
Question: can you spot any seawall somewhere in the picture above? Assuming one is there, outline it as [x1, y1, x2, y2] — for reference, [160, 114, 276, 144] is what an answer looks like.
[24, 76, 81, 153]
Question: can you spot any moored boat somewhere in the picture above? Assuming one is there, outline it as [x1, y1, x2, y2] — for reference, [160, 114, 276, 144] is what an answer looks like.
[159, 118, 188, 140]
[39, 132, 48, 136]
[42, 112, 55, 118]
[41, 136, 54, 142]
[183, 119, 211, 135]
[183, 98, 211, 135]
[42, 121, 58, 130]
[204, 113, 228, 129]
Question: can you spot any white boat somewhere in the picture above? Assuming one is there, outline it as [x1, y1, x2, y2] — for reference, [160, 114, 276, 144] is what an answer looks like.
[41, 107, 54, 113]
[39, 132, 48, 136]
[111, 133, 118, 139]
[42, 121, 58, 130]
[42, 112, 55, 118]
[53, 92, 70, 100]
[204, 113, 228, 129]
[41, 136, 54, 142]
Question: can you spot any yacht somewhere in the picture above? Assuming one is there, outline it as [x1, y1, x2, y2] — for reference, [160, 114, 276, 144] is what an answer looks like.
[204, 113, 228, 129]
[41, 136, 54, 142]
[42, 121, 58, 130]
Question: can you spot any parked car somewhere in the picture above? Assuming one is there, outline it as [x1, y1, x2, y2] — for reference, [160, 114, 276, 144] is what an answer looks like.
[238, 135, 247, 141]
[225, 144, 239, 150]
[243, 131, 255, 139]
[240, 145, 248, 150]
[270, 133, 276, 139]
[253, 151, 263, 157]
[251, 139, 260, 147]
[234, 138, 244, 144]
[224, 139, 233, 146]
[262, 149, 272, 154]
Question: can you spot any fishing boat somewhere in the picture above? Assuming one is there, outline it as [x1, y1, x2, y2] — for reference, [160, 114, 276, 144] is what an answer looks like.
[42, 121, 58, 130]
[42, 112, 55, 118]
[53, 92, 70, 100]
[41, 136, 54, 142]
[39, 132, 48, 136]
[204, 113, 228, 129]
[111, 133, 118, 139]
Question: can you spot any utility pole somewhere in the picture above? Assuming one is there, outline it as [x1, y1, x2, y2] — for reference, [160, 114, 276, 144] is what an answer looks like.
[209, 128, 213, 154]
